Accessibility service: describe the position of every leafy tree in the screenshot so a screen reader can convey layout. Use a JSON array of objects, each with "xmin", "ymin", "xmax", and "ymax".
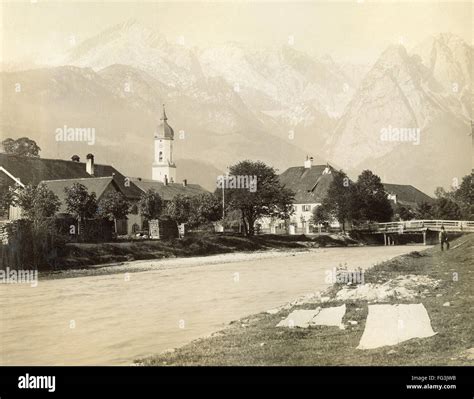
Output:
[
  {"xmin": 216, "ymin": 160, "xmax": 294, "ymax": 236},
  {"xmin": 98, "ymin": 192, "xmax": 130, "ymax": 233},
  {"xmin": 64, "ymin": 183, "xmax": 98, "ymax": 234},
  {"xmin": 10, "ymin": 184, "xmax": 61, "ymax": 269},
  {"xmin": 454, "ymin": 174, "xmax": 473, "ymax": 204},
  {"xmin": 432, "ymin": 174, "xmax": 472, "ymax": 220},
  {"xmin": 394, "ymin": 204, "xmax": 415, "ymax": 221},
  {"xmin": 189, "ymin": 193, "xmax": 222, "ymax": 227},
  {"xmin": 416, "ymin": 201, "xmax": 435, "ymax": 219},
  {"xmin": 434, "ymin": 197, "xmax": 462, "ymax": 220},
  {"xmin": 312, "ymin": 205, "xmax": 329, "ymax": 224},
  {"xmin": 354, "ymin": 170, "xmax": 393, "ymax": 223},
  {"xmin": 2, "ymin": 137, "xmax": 41, "ymax": 157},
  {"xmin": 0, "ymin": 187, "xmax": 14, "ymax": 217},
  {"xmin": 316, "ymin": 170, "xmax": 355, "ymax": 231},
  {"xmin": 453, "ymin": 174, "xmax": 473, "ymax": 220},
  {"xmin": 15, "ymin": 184, "xmax": 61, "ymax": 224},
  {"xmin": 138, "ymin": 189, "xmax": 163, "ymax": 220},
  {"xmin": 164, "ymin": 194, "xmax": 193, "ymax": 228}
]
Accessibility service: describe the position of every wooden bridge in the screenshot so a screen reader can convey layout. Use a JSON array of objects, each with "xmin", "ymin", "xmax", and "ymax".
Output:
[{"xmin": 353, "ymin": 220, "xmax": 474, "ymax": 245}]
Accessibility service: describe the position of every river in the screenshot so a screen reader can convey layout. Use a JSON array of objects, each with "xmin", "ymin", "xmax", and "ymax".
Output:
[{"xmin": 0, "ymin": 245, "xmax": 428, "ymax": 365}]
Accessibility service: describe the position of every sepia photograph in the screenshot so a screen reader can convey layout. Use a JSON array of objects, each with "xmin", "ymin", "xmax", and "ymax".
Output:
[{"xmin": 0, "ymin": 0, "xmax": 472, "ymax": 394}]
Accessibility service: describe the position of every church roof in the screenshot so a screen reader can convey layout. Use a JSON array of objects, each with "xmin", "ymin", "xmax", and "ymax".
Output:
[
  {"xmin": 155, "ymin": 105, "xmax": 174, "ymax": 140},
  {"xmin": 130, "ymin": 177, "xmax": 208, "ymax": 202}
]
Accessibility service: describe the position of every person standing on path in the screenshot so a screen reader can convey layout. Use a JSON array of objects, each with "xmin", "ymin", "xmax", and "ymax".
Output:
[{"xmin": 439, "ymin": 226, "xmax": 449, "ymax": 251}]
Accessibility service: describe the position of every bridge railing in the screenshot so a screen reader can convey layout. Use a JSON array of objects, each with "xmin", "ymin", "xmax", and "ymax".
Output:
[{"xmin": 353, "ymin": 220, "xmax": 474, "ymax": 233}]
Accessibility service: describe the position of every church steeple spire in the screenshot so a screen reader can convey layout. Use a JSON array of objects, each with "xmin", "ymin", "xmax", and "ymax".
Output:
[
  {"xmin": 153, "ymin": 104, "xmax": 176, "ymax": 182},
  {"xmin": 160, "ymin": 104, "xmax": 168, "ymax": 121}
]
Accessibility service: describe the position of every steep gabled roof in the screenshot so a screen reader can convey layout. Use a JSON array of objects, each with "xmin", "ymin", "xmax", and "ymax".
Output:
[
  {"xmin": 0, "ymin": 153, "xmax": 142, "ymax": 200},
  {"xmin": 278, "ymin": 165, "xmax": 335, "ymax": 204},
  {"xmin": 0, "ymin": 153, "xmax": 90, "ymax": 185},
  {"xmin": 383, "ymin": 183, "xmax": 434, "ymax": 206},
  {"xmin": 41, "ymin": 177, "xmax": 118, "ymax": 212},
  {"xmin": 130, "ymin": 177, "xmax": 208, "ymax": 201},
  {"xmin": 93, "ymin": 164, "xmax": 142, "ymax": 200}
]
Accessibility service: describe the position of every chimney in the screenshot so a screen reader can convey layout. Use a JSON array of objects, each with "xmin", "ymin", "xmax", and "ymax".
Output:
[
  {"xmin": 182, "ymin": 179, "xmax": 187, "ymax": 187},
  {"xmin": 86, "ymin": 153, "xmax": 94, "ymax": 175},
  {"xmin": 71, "ymin": 155, "xmax": 80, "ymax": 162},
  {"xmin": 164, "ymin": 175, "xmax": 168, "ymax": 186},
  {"xmin": 304, "ymin": 155, "xmax": 313, "ymax": 169}
]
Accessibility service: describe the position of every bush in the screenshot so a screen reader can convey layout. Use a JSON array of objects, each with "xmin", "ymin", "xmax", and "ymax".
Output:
[{"xmin": 0, "ymin": 219, "xmax": 67, "ymax": 271}]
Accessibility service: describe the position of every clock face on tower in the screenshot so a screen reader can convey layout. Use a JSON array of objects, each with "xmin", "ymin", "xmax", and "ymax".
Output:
[{"xmin": 159, "ymin": 143, "xmax": 163, "ymax": 149}]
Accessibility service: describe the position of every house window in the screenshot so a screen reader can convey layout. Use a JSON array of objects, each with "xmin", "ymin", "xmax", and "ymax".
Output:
[
  {"xmin": 302, "ymin": 205, "xmax": 311, "ymax": 212},
  {"xmin": 293, "ymin": 205, "xmax": 298, "ymax": 212}
]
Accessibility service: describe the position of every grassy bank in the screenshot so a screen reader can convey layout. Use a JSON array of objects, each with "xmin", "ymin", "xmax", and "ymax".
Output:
[
  {"xmin": 141, "ymin": 234, "xmax": 473, "ymax": 366},
  {"xmin": 49, "ymin": 233, "xmax": 358, "ymax": 270}
]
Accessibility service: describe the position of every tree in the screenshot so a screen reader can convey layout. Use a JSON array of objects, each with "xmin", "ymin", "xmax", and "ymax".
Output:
[
  {"xmin": 15, "ymin": 184, "xmax": 61, "ymax": 225},
  {"xmin": 394, "ymin": 204, "xmax": 415, "ymax": 221},
  {"xmin": 312, "ymin": 204, "xmax": 332, "ymax": 229},
  {"xmin": 216, "ymin": 160, "xmax": 294, "ymax": 236},
  {"xmin": 2, "ymin": 137, "xmax": 41, "ymax": 157},
  {"xmin": 164, "ymin": 194, "xmax": 193, "ymax": 228},
  {"xmin": 416, "ymin": 201, "xmax": 435, "ymax": 219},
  {"xmin": 138, "ymin": 189, "xmax": 163, "ymax": 221},
  {"xmin": 0, "ymin": 187, "xmax": 14, "ymax": 217},
  {"xmin": 453, "ymin": 174, "xmax": 473, "ymax": 220},
  {"xmin": 11, "ymin": 184, "xmax": 61, "ymax": 269},
  {"xmin": 64, "ymin": 183, "xmax": 98, "ymax": 234},
  {"xmin": 434, "ymin": 186, "xmax": 454, "ymax": 200},
  {"xmin": 189, "ymin": 193, "xmax": 222, "ymax": 228},
  {"xmin": 354, "ymin": 170, "xmax": 393, "ymax": 223},
  {"xmin": 97, "ymin": 192, "xmax": 130, "ymax": 233},
  {"xmin": 316, "ymin": 170, "xmax": 355, "ymax": 231},
  {"xmin": 432, "ymin": 174, "xmax": 473, "ymax": 220},
  {"xmin": 434, "ymin": 197, "xmax": 462, "ymax": 220}
]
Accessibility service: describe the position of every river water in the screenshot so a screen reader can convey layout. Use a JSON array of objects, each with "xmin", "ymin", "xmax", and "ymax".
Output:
[{"xmin": 0, "ymin": 245, "xmax": 427, "ymax": 365}]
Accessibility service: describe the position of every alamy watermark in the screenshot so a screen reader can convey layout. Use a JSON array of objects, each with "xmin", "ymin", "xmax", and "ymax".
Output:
[
  {"xmin": 380, "ymin": 125, "xmax": 420, "ymax": 145},
  {"xmin": 325, "ymin": 267, "xmax": 365, "ymax": 285},
  {"xmin": 216, "ymin": 174, "xmax": 258, "ymax": 192},
  {"xmin": 55, "ymin": 125, "xmax": 96, "ymax": 145},
  {"xmin": 0, "ymin": 267, "xmax": 38, "ymax": 287}
]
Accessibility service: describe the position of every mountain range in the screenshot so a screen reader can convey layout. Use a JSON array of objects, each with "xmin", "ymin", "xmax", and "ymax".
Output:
[{"xmin": 1, "ymin": 19, "xmax": 471, "ymax": 193}]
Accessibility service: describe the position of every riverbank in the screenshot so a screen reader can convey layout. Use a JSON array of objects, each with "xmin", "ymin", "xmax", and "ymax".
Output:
[
  {"xmin": 140, "ymin": 234, "xmax": 473, "ymax": 366},
  {"xmin": 42, "ymin": 233, "xmax": 359, "ymax": 278},
  {"xmin": 1, "ymin": 245, "xmax": 424, "ymax": 365}
]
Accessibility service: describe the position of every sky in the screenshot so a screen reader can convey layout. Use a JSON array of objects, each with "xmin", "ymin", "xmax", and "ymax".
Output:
[{"xmin": 1, "ymin": 0, "xmax": 472, "ymax": 65}]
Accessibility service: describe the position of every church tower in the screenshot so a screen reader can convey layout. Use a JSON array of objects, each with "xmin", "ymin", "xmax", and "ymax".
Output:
[{"xmin": 152, "ymin": 104, "xmax": 176, "ymax": 183}]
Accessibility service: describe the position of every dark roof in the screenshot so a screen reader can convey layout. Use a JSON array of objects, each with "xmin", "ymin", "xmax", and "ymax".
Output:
[
  {"xmin": 0, "ymin": 153, "xmax": 142, "ymax": 200},
  {"xmin": 41, "ymin": 177, "xmax": 118, "ymax": 212},
  {"xmin": 131, "ymin": 178, "xmax": 208, "ymax": 201},
  {"xmin": 93, "ymin": 164, "xmax": 142, "ymax": 200},
  {"xmin": 383, "ymin": 183, "xmax": 434, "ymax": 206},
  {"xmin": 0, "ymin": 153, "xmax": 90, "ymax": 185},
  {"xmin": 278, "ymin": 165, "xmax": 335, "ymax": 204}
]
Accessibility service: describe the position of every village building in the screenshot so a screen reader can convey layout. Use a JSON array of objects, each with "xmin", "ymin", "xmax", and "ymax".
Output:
[
  {"xmin": 0, "ymin": 106, "xmax": 207, "ymax": 235},
  {"xmin": 382, "ymin": 183, "xmax": 434, "ymax": 209},
  {"xmin": 0, "ymin": 152, "xmax": 143, "ymax": 234},
  {"xmin": 261, "ymin": 156, "xmax": 434, "ymax": 234}
]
